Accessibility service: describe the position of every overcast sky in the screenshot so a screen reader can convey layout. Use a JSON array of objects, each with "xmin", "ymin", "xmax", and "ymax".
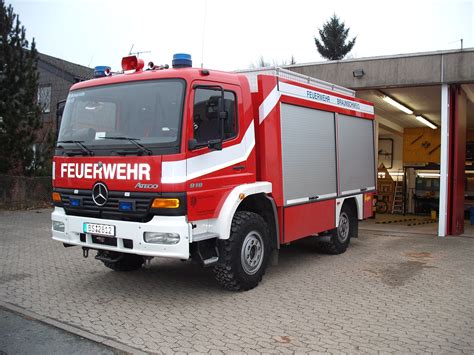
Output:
[{"xmin": 9, "ymin": 0, "xmax": 474, "ymax": 72}]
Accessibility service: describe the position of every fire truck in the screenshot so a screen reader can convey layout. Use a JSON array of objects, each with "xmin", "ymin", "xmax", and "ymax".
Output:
[{"xmin": 52, "ymin": 53, "xmax": 376, "ymax": 291}]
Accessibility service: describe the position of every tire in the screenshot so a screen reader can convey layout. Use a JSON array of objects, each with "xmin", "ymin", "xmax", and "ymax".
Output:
[
  {"xmin": 376, "ymin": 200, "xmax": 388, "ymax": 213},
  {"xmin": 101, "ymin": 253, "xmax": 145, "ymax": 272},
  {"xmin": 316, "ymin": 204, "xmax": 356, "ymax": 255},
  {"xmin": 214, "ymin": 211, "xmax": 270, "ymax": 291}
]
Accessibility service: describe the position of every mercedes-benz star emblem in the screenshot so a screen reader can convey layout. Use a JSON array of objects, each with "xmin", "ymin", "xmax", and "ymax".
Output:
[{"xmin": 92, "ymin": 182, "xmax": 108, "ymax": 206}]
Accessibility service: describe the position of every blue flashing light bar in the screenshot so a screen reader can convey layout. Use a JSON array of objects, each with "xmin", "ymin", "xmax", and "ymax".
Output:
[
  {"xmin": 172, "ymin": 53, "xmax": 192, "ymax": 68},
  {"xmin": 94, "ymin": 66, "xmax": 111, "ymax": 78}
]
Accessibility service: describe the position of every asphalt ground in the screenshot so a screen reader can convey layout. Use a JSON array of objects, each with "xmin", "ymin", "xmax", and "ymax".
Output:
[
  {"xmin": 0, "ymin": 307, "xmax": 119, "ymax": 355},
  {"xmin": 1, "ymin": 208, "xmax": 473, "ymax": 354}
]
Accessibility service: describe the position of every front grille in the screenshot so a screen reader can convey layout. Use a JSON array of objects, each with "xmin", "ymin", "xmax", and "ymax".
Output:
[{"xmin": 56, "ymin": 188, "xmax": 159, "ymax": 222}]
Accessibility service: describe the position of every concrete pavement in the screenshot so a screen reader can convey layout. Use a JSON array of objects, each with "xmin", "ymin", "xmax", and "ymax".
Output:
[{"xmin": 1, "ymin": 208, "xmax": 473, "ymax": 353}]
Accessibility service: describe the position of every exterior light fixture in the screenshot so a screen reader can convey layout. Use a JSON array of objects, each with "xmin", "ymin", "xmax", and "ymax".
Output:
[
  {"xmin": 382, "ymin": 95, "xmax": 414, "ymax": 114},
  {"xmin": 121, "ymin": 55, "xmax": 144, "ymax": 72},
  {"xmin": 415, "ymin": 115, "xmax": 437, "ymax": 130},
  {"xmin": 417, "ymin": 172, "xmax": 440, "ymax": 178},
  {"xmin": 352, "ymin": 69, "xmax": 365, "ymax": 78}
]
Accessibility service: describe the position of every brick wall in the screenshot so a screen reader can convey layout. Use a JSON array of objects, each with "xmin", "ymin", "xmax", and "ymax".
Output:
[{"xmin": 36, "ymin": 64, "xmax": 74, "ymax": 143}]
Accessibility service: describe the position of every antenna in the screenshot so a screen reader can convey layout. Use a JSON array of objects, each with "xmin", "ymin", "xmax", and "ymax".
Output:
[
  {"xmin": 130, "ymin": 50, "xmax": 151, "ymax": 57},
  {"xmin": 448, "ymin": 38, "xmax": 464, "ymax": 50},
  {"xmin": 200, "ymin": 0, "xmax": 208, "ymax": 68},
  {"xmin": 128, "ymin": 44, "xmax": 134, "ymax": 55}
]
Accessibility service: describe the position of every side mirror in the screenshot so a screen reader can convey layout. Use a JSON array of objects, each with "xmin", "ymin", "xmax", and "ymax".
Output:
[
  {"xmin": 56, "ymin": 104, "xmax": 65, "ymax": 118},
  {"xmin": 56, "ymin": 100, "xmax": 66, "ymax": 139},
  {"xmin": 219, "ymin": 111, "xmax": 228, "ymax": 120},
  {"xmin": 188, "ymin": 138, "xmax": 198, "ymax": 151},
  {"xmin": 208, "ymin": 139, "xmax": 222, "ymax": 151}
]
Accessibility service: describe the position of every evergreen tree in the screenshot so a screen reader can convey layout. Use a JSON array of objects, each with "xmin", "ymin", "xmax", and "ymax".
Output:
[
  {"xmin": 0, "ymin": 0, "xmax": 41, "ymax": 175},
  {"xmin": 314, "ymin": 14, "xmax": 356, "ymax": 61},
  {"xmin": 249, "ymin": 55, "xmax": 296, "ymax": 69}
]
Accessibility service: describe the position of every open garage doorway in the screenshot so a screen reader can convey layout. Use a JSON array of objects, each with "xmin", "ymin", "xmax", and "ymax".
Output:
[{"xmin": 355, "ymin": 84, "xmax": 474, "ymax": 237}]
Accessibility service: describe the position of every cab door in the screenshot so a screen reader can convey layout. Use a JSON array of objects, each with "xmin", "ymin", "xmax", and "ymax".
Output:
[{"xmin": 186, "ymin": 81, "xmax": 255, "ymax": 221}]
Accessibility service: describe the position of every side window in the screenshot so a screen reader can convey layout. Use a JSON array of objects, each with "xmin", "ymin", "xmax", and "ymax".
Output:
[{"xmin": 193, "ymin": 88, "xmax": 237, "ymax": 144}]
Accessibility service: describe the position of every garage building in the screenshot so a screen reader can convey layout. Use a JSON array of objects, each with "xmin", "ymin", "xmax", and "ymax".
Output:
[{"xmin": 288, "ymin": 48, "xmax": 474, "ymax": 236}]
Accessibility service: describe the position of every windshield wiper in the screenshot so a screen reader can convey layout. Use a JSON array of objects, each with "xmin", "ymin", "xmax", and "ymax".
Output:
[
  {"xmin": 57, "ymin": 140, "xmax": 94, "ymax": 156},
  {"xmin": 99, "ymin": 136, "xmax": 152, "ymax": 155}
]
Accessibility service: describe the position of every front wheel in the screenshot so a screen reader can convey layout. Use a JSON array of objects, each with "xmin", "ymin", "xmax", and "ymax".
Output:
[
  {"xmin": 316, "ymin": 204, "xmax": 356, "ymax": 254},
  {"xmin": 214, "ymin": 211, "xmax": 270, "ymax": 291}
]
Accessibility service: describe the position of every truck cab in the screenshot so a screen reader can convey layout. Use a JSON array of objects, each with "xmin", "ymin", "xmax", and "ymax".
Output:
[{"xmin": 52, "ymin": 54, "xmax": 271, "ymax": 290}]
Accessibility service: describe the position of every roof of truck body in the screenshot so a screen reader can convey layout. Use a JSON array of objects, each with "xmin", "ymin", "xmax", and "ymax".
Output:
[{"xmin": 70, "ymin": 67, "xmax": 246, "ymax": 91}]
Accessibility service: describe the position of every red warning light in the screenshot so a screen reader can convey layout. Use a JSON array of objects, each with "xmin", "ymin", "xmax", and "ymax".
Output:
[{"xmin": 121, "ymin": 55, "xmax": 145, "ymax": 72}]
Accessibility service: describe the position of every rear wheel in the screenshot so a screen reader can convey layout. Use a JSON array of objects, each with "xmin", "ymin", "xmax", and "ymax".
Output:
[
  {"xmin": 316, "ymin": 204, "xmax": 356, "ymax": 254},
  {"xmin": 214, "ymin": 211, "xmax": 270, "ymax": 291}
]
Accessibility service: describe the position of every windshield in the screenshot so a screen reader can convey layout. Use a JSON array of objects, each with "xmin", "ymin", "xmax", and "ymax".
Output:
[{"xmin": 57, "ymin": 79, "xmax": 185, "ymax": 153}]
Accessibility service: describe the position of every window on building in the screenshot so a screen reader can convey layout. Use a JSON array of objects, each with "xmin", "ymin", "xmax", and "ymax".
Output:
[
  {"xmin": 193, "ymin": 88, "xmax": 237, "ymax": 144},
  {"xmin": 37, "ymin": 85, "xmax": 52, "ymax": 113}
]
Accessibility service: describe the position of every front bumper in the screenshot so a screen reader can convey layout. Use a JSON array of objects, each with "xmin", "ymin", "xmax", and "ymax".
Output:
[{"xmin": 51, "ymin": 207, "xmax": 191, "ymax": 259}]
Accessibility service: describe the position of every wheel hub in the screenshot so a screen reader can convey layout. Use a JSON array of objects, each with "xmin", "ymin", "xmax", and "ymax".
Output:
[
  {"xmin": 337, "ymin": 212, "xmax": 350, "ymax": 243},
  {"xmin": 241, "ymin": 231, "xmax": 264, "ymax": 275}
]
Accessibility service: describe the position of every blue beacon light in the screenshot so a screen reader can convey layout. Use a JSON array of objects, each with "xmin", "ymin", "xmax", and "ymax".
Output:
[
  {"xmin": 94, "ymin": 66, "xmax": 112, "ymax": 78},
  {"xmin": 172, "ymin": 53, "xmax": 192, "ymax": 68}
]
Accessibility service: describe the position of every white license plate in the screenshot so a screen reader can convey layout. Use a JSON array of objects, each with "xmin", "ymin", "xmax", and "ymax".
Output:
[{"xmin": 83, "ymin": 223, "xmax": 115, "ymax": 237}]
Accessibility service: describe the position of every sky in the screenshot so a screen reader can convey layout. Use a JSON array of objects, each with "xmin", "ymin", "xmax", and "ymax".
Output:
[{"xmin": 9, "ymin": 0, "xmax": 474, "ymax": 72}]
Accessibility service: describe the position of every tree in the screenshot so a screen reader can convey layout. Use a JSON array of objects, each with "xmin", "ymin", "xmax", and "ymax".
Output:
[
  {"xmin": 248, "ymin": 56, "xmax": 270, "ymax": 69},
  {"xmin": 289, "ymin": 55, "xmax": 296, "ymax": 65},
  {"xmin": 0, "ymin": 0, "xmax": 41, "ymax": 175},
  {"xmin": 248, "ymin": 55, "xmax": 296, "ymax": 69},
  {"xmin": 314, "ymin": 14, "xmax": 356, "ymax": 61}
]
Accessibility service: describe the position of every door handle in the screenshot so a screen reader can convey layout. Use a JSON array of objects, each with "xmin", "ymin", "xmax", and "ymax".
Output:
[{"xmin": 233, "ymin": 165, "xmax": 245, "ymax": 171}]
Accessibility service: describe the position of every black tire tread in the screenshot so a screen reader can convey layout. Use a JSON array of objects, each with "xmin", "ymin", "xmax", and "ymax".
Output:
[
  {"xmin": 315, "ymin": 240, "xmax": 341, "ymax": 255},
  {"xmin": 316, "ymin": 204, "xmax": 356, "ymax": 255},
  {"xmin": 213, "ymin": 211, "xmax": 269, "ymax": 291}
]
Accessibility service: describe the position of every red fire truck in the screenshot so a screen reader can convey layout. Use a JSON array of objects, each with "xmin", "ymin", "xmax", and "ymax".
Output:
[{"xmin": 52, "ymin": 54, "xmax": 376, "ymax": 291}]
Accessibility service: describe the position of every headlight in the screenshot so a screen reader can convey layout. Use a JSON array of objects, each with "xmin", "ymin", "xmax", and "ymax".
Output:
[
  {"xmin": 144, "ymin": 232, "xmax": 180, "ymax": 244},
  {"xmin": 52, "ymin": 220, "xmax": 65, "ymax": 232}
]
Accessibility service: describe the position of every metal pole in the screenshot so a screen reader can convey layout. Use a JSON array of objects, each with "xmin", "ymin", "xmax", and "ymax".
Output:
[{"xmin": 438, "ymin": 84, "xmax": 449, "ymax": 237}]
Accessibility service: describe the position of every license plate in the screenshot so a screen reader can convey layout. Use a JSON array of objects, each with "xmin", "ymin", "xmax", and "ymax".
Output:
[{"xmin": 83, "ymin": 223, "xmax": 115, "ymax": 237}]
